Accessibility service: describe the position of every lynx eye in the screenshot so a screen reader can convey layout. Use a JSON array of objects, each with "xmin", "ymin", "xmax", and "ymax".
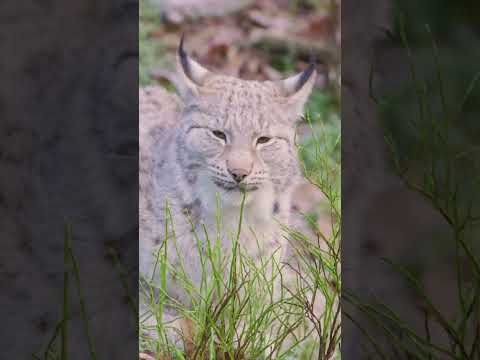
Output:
[
  {"xmin": 212, "ymin": 130, "xmax": 227, "ymax": 141},
  {"xmin": 256, "ymin": 136, "xmax": 272, "ymax": 145}
]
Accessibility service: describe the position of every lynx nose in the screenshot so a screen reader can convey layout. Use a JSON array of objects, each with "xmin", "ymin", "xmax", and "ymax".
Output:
[
  {"xmin": 228, "ymin": 168, "xmax": 250, "ymax": 183},
  {"xmin": 227, "ymin": 152, "xmax": 253, "ymax": 183}
]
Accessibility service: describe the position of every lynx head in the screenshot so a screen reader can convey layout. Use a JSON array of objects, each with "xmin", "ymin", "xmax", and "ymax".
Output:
[{"xmin": 175, "ymin": 36, "xmax": 316, "ymax": 208}]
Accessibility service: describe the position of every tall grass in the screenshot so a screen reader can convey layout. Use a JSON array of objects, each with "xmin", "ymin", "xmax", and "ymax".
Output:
[{"xmin": 33, "ymin": 224, "xmax": 100, "ymax": 360}]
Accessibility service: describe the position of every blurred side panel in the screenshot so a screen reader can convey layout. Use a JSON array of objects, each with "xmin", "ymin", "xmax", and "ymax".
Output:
[
  {"xmin": 0, "ymin": 1, "xmax": 138, "ymax": 359},
  {"xmin": 342, "ymin": 0, "xmax": 480, "ymax": 358}
]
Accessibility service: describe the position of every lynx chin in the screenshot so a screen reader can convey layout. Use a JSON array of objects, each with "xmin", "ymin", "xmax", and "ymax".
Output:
[{"xmin": 139, "ymin": 36, "xmax": 317, "ymax": 340}]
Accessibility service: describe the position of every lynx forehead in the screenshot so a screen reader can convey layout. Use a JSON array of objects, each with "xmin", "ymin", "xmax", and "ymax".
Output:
[{"xmin": 185, "ymin": 78, "xmax": 287, "ymax": 130}]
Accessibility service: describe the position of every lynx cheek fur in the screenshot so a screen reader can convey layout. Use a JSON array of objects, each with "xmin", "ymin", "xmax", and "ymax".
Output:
[{"xmin": 139, "ymin": 37, "xmax": 316, "ymax": 337}]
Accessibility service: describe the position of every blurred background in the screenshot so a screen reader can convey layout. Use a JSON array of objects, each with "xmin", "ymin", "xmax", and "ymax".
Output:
[
  {"xmin": 140, "ymin": 0, "xmax": 340, "ymax": 86},
  {"xmin": 139, "ymin": 0, "xmax": 341, "ymax": 240},
  {"xmin": 342, "ymin": 0, "xmax": 480, "ymax": 357}
]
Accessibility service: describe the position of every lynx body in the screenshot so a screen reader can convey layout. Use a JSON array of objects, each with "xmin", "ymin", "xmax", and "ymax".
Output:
[{"xmin": 139, "ymin": 38, "xmax": 316, "ymax": 342}]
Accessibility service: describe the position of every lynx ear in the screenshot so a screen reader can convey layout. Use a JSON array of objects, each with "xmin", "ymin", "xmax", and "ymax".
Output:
[
  {"xmin": 277, "ymin": 61, "xmax": 317, "ymax": 118},
  {"xmin": 176, "ymin": 34, "xmax": 212, "ymax": 96}
]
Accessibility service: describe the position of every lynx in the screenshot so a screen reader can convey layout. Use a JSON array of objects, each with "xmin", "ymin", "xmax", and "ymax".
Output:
[{"xmin": 139, "ymin": 37, "xmax": 317, "ymax": 345}]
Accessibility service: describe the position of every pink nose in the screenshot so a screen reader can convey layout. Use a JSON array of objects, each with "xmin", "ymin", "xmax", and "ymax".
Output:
[{"xmin": 228, "ymin": 168, "xmax": 250, "ymax": 183}]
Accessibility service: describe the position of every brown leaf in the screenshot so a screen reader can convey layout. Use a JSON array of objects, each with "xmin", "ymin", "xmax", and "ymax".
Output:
[
  {"xmin": 299, "ymin": 14, "xmax": 336, "ymax": 39},
  {"xmin": 205, "ymin": 43, "xmax": 229, "ymax": 66}
]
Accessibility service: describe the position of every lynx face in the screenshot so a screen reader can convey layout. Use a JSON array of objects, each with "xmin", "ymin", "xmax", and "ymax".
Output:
[
  {"xmin": 175, "ymin": 37, "xmax": 316, "ymax": 207},
  {"xmin": 178, "ymin": 82, "xmax": 300, "ymax": 205}
]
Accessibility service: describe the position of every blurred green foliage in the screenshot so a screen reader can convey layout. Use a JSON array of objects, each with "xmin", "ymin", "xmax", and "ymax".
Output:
[{"xmin": 139, "ymin": 0, "xmax": 165, "ymax": 86}]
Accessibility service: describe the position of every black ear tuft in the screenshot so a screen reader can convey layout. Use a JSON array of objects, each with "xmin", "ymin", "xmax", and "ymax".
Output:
[
  {"xmin": 178, "ymin": 33, "xmax": 191, "ymax": 78},
  {"xmin": 295, "ymin": 54, "xmax": 316, "ymax": 92}
]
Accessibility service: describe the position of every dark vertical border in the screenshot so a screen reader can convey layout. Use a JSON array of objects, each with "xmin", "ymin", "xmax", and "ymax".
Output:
[
  {"xmin": 343, "ymin": 1, "xmax": 480, "ymax": 358},
  {"xmin": 0, "ymin": 2, "xmax": 138, "ymax": 359}
]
